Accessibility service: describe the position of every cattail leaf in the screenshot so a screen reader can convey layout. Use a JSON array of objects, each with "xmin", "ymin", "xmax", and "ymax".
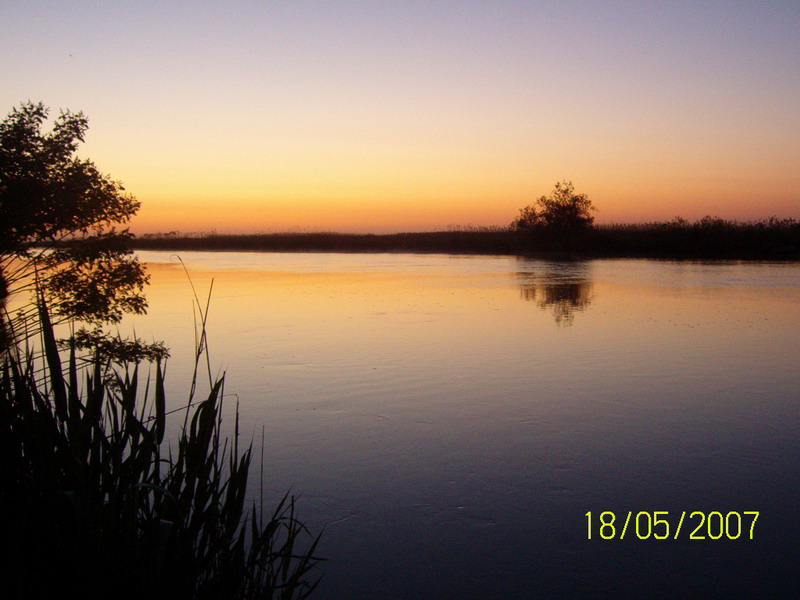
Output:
[
  {"xmin": 37, "ymin": 289, "xmax": 67, "ymax": 420},
  {"xmin": 155, "ymin": 359, "xmax": 166, "ymax": 444}
]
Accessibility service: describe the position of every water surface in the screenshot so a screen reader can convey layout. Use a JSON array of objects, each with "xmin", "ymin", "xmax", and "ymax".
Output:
[{"xmin": 128, "ymin": 252, "xmax": 800, "ymax": 598}]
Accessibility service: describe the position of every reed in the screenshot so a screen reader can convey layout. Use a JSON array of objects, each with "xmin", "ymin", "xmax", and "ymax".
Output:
[
  {"xmin": 129, "ymin": 217, "xmax": 800, "ymax": 259},
  {"xmin": 0, "ymin": 289, "xmax": 321, "ymax": 599}
]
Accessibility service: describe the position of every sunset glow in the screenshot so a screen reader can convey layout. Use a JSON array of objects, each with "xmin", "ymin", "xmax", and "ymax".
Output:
[{"xmin": 4, "ymin": 1, "xmax": 799, "ymax": 233}]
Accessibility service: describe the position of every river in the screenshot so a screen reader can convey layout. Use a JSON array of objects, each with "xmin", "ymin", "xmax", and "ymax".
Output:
[{"xmin": 123, "ymin": 251, "xmax": 799, "ymax": 598}]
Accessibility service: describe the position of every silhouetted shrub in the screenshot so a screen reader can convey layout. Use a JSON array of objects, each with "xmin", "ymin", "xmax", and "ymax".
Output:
[{"xmin": 512, "ymin": 181, "xmax": 596, "ymax": 231}]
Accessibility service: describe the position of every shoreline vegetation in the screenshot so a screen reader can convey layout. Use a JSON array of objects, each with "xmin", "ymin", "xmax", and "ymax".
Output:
[
  {"xmin": 131, "ymin": 218, "xmax": 800, "ymax": 260},
  {"xmin": 1, "ymin": 289, "xmax": 322, "ymax": 599}
]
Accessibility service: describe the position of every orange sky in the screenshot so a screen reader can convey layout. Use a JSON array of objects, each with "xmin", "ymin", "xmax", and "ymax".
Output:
[{"xmin": 4, "ymin": 2, "xmax": 799, "ymax": 233}]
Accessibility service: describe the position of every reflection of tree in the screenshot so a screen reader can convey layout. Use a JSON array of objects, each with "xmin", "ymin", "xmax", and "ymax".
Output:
[{"xmin": 517, "ymin": 261, "xmax": 594, "ymax": 325}]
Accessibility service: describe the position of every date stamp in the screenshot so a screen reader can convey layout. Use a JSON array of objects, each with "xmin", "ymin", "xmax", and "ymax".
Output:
[{"xmin": 585, "ymin": 511, "xmax": 759, "ymax": 540}]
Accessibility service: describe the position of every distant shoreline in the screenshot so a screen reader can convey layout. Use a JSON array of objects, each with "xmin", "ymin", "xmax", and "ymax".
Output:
[{"xmin": 130, "ymin": 221, "xmax": 800, "ymax": 260}]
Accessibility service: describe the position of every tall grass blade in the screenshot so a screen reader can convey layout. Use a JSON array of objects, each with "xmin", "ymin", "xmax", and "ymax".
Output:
[
  {"xmin": 36, "ymin": 288, "xmax": 67, "ymax": 420},
  {"xmin": 155, "ymin": 359, "xmax": 166, "ymax": 444}
]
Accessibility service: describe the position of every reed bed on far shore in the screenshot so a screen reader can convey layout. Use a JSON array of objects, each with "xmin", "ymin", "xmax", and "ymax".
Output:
[{"xmin": 130, "ymin": 217, "xmax": 800, "ymax": 259}]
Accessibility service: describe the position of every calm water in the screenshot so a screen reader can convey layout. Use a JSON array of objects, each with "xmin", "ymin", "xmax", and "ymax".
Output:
[{"xmin": 127, "ymin": 251, "xmax": 799, "ymax": 598}]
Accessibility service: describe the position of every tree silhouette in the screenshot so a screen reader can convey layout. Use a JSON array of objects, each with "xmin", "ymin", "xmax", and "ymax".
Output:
[
  {"xmin": 0, "ymin": 101, "xmax": 160, "ymax": 359},
  {"xmin": 512, "ymin": 180, "xmax": 596, "ymax": 231}
]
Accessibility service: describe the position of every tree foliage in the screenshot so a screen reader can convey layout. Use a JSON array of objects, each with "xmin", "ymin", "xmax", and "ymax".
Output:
[
  {"xmin": 0, "ymin": 101, "xmax": 154, "ymax": 356},
  {"xmin": 512, "ymin": 180, "xmax": 596, "ymax": 231}
]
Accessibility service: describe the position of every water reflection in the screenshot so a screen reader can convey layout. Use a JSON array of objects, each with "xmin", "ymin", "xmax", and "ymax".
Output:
[{"xmin": 516, "ymin": 260, "xmax": 594, "ymax": 325}]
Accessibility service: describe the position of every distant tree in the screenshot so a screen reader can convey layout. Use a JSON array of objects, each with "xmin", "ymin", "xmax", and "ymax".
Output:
[
  {"xmin": 512, "ymin": 180, "xmax": 596, "ymax": 231},
  {"xmin": 0, "ymin": 101, "xmax": 163, "ymax": 360},
  {"xmin": 511, "ymin": 204, "xmax": 541, "ymax": 231}
]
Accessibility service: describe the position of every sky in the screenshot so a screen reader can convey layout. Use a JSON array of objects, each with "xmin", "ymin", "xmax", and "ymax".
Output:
[{"xmin": 3, "ymin": 1, "xmax": 799, "ymax": 233}]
